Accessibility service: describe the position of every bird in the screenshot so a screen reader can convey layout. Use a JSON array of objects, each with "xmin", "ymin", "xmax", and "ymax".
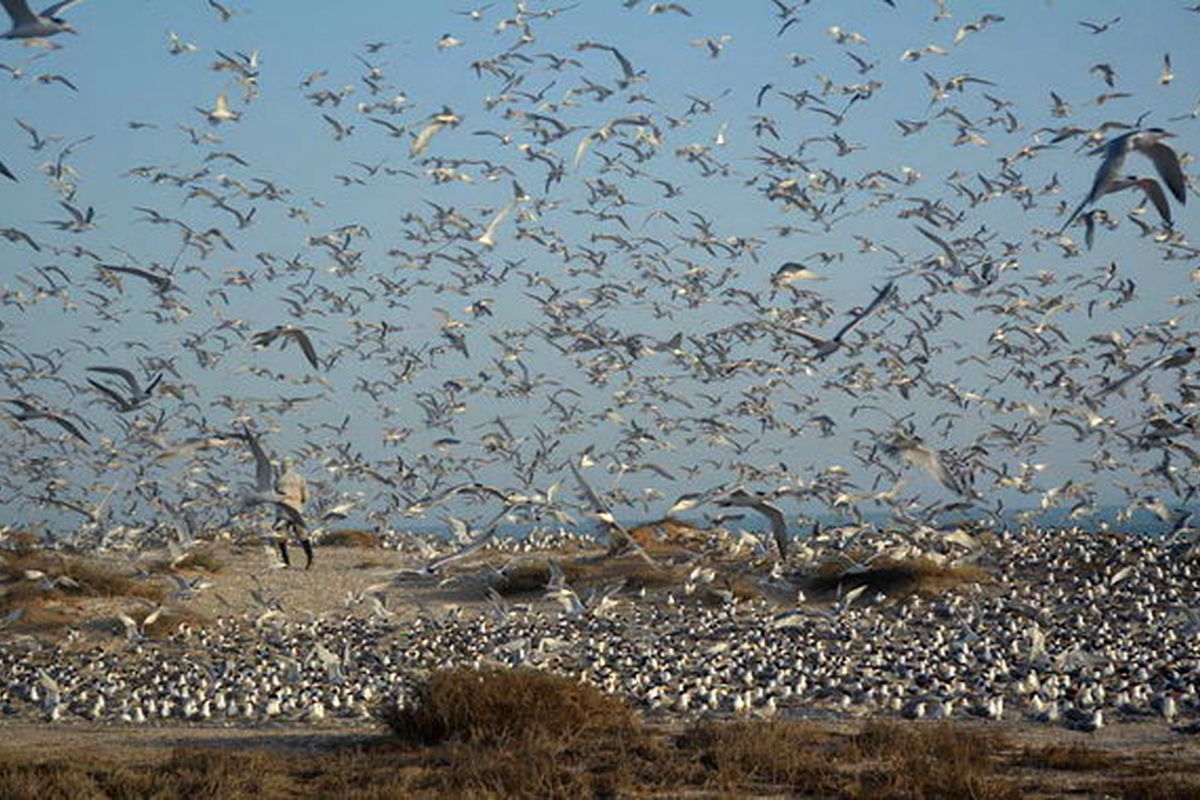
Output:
[
  {"xmin": 714, "ymin": 487, "xmax": 789, "ymax": 559},
  {"xmin": 85, "ymin": 366, "xmax": 162, "ymax": 413},
  {"xmin": 1, "ymin": 397, "xmax": 89, "ymax": 444},
  {"xmin": 251, "ymin": 325, "xmax": 321, "ymax": 370},
  {"xmin": 784, "ymin": 280, "xmax": 896, "ymax": 359},
  {"xmin": 1060, "ymin": 128, "xmax": 1186, "ymax": 232},
  {"xmin": 1, "ymin": 0, "xmax": 81, "ymax": 39},
  {"xmin": 1095, "ymin": 346, "xmax": 1196, "ymax": 400}
]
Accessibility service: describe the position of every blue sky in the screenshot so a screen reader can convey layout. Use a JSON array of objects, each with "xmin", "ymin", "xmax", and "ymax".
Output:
[{"xmin": 1, "ymin": 1, "xmax": 1198, "ymax": 538}]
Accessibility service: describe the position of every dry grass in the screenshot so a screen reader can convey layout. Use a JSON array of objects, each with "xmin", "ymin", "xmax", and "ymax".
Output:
[
  {"xmin": 0, "ymin": 549, "xmax": 164, "ymax": 613},
  {"xmin": 321, "ymin": 529, "xmax": 379, "ymax": 548},
  {"xmin": 145, "ymin": 548, "xmax": 225, "ymax": 575},
  {"xmin": 377, "ymin": 667, "xmax": 637, "ymax": 746},
  {"xmin": 489, "ymin": 554, "xmax": 681, "ymax": 598},
  {"xmin": 804, "ymin": 557, "xmax": 990, "ymax": 597},
  {"xmin": 1018, "ymin": 742, "xmax": 1117, "ymax": 771}
]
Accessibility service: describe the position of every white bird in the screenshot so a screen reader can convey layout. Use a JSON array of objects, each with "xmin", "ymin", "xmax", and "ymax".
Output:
[
  {"xmin": 1, "ymin": 0, "xmax": 81, "ymax": 39},
  {"xmin": 1061, "ymin": 128, "xmax": 1186, "ymax": 232}
]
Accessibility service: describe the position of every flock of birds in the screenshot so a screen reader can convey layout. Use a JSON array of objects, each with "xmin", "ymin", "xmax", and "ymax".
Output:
[
  {"xmin": 3, "ymin": 527, "xmax": 1199, "ymax": 734},
  {"xmin": 0, "ymin": 0, "xmax": 1199, "ymax": 730}
]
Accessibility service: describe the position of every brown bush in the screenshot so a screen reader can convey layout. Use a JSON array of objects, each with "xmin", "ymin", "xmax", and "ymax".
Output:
[
  {"xmin": 0, "ymin": 550, "xmax": 164, "ymax": 613},
  {"xmin": 377, "ymin": 667, "xmax": 637, "ymax": 747},
  {"xmin": 804, "ymin": 557, "xmax": 990, "ymax": 597},
  {"xmin": 1018, "ymin": 743, "xmax": 1116, "ymax": 771},
  {"xmin": 680, "ymin": 719, "xmax": 841, "ymax": 794},
  {"xmin": 322, "ymin": 529, "xmax": 378, "ymax": 548}
]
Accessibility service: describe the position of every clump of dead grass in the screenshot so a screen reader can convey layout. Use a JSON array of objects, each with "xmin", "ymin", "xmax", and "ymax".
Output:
[
  {"xmin": 1018, "ymin": 742, "xmax": 1116, "ymax": 771},
  {"xmin": 490, "ymin": 554, "xmax": 681, "ymax": 598},
  {"xmin": 680, "ymin": 719, "xmax": 841, "ymax": 794},
  {"xmin": 0, "ymin": 549, "xmax": 164, "ymax": 613},
  {"xmin": 804, "ymin": 557, "xmax": 989, "ymax": 598},
  {"xmin": 377, "ymin": 667, "xmax": 637, "ymax": 746},
  {"xmin": 321, "ymin": 529, "xmax": 378, "ymax": 548},
  {"xmin": 848, "ymin": 721, "xmax": 1015, "ymax": 799}
]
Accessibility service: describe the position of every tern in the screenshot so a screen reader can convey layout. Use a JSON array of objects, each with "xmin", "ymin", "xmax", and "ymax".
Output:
[
  {"xmin": 85, "ymin": 366, "xmax": 162, "ymax": 412},
  {"xmin": 1, "ymin": 397, "xmax": 89, "ymax": 444},
  {"xmin": 252, "ymin": 325, "xmax": 321, "ymax": 370},
  {"xmin": 1061, "ymin": 128, "xmax": 1186, "ymax": 232},
  {"xmin": 1, "ymin": 0, "xmax": 81, "ymax": 39}
]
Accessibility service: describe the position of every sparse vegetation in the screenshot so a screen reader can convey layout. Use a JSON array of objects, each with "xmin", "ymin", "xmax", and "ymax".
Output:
[
  {"xmin": 321, "ymin": 529, "xmax": 378, "ymax": 548},
  {"xmin": 804, "ymin": 557, "xmax": 990, "ymax": 597},
  {"xmin": 0, "ymin": 549, "xmax": 164, "ymax": 613}
]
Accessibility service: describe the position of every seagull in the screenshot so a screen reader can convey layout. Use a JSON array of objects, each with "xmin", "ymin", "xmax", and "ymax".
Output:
[
  {"xmin": 1, "ymin": 397, "xmax": 89, "ymax": 444},
  {"xmin": 251, "ymin": 325, "xmax": 321, "ymax": 370},
  {"xmin": 784, "ymin": 280, "xmax": 896, "ymax": 359},
  {"xmin": 1, "ymin": 0, "xmax": 81, "ymax": 39},
  {"xmin": 1095, "ymin": 346, "xmax": 1196, "ymax": 400},
  {"xmin": 1060, "ymin": 128, "xmax": 1186, "ymax": 232},
  {"xmin": 85, "ymin": 366, "xmax": 162, "ymax": 412},
  {"xmin": 714, "ymin": 487, "xmax": 789, "ymax": 559}
]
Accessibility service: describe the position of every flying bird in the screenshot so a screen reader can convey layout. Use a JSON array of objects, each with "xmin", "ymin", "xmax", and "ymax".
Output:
[
  {"xmin": 1, "ymin": 397, "xmax": 90, "ymax": 444},
  {"xmin": 252, "ymin": 325, "xmax": 321, "ymax": 370},
  {"xmin": 85, "ymin": 366, "xmax": 162, "ymax": 413},
  {"xmin": 1060, "ymin": 128, "xmax": 1186, "ymax": 232},
  {"xmin": 1, "ymin": 0, "xmax": 81, "ymax": 39}
]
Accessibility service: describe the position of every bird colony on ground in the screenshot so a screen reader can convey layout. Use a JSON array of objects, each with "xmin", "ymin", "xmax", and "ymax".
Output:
[{"xmin": 0, "ymin": 1, "xmax": 1198, "ymax": 554}]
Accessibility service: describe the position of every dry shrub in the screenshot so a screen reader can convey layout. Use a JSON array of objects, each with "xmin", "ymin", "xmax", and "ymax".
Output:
[
  {"xmin": 0, "ymin": 550, "xmax": 164, "ymax": 616},
  {"xmin": 1111, "ymin": 773, "xmax": 1200, "ymax": 800},
  {"xmin": 680, "ymin": 719, "xmax": 840, "ymax": 794},
  {"xmin": 173, "ymin": 549, "xmax": 224, "ymax": 573},
  {"xmin": 0, "ymin": 749, "xmax": 298, "ymax": 800},
  {"xmin": 849, "ymin": 721, "xmax": 1015, "ymax": 799},
  {"xmin": 322, "ymin": 529, "xmax": 378, "ymax": 548},
  {"xmin": 378, "ymin": 667, "xmax": 637, "ymax": 747},
  {"xmin": 805, "ymin": 558, "xmax": 989, "ymax": 597},
  {"xmin": 489, "ymin": 560, "xmax": 552, "ymax": 595},
  {"xmin": 1018, "ymin": 742, "xmax": 1115, "ymax": 771},
  {"xmin": 490, "ymin": 555, "xmax": 680, "ymax": 598}
]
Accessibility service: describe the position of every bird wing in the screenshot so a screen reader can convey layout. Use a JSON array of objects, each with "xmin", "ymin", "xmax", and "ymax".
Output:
[
  {"xmin": 834, "ymin": 281, "xmax": 894, "ymax": 341},
  {"xmin": 47, "ymin": 413, "xmax": 90, "ymax": 444},
  {"xmin": 1142, "ymin": 141, "xmax": 1186, "ymax": 204},
  {"xmin": 914, "ymin": 225, "xmax": 963, "ymax": 273},
  {"xmin": 1136, "ymin": 177, "xmax": 1173, "ymax": 226},
  {"xmin": 286, "ymin": 329, "xmax": 320, "ymax": 369},
  {"xmin": 86, "ymin": 378, "xmax": 132, "ymax": 409},
  {"xmin": 87, "ymin": 365, "xmax": 139, "ymax": 394},
  {"xmin": 242, "ymin": 426, "xmax": 274, "ymax": 492},
  {"xmin": 0, "ymin": 158, "xmax": 15, "ymax": 182},
  {"xmin": 41, "ymin": 0, "xmax": 85, "ymax": 18},
  {"xmin": 2, "ymin": 0, "xmax": 37, "ymax": 25}
]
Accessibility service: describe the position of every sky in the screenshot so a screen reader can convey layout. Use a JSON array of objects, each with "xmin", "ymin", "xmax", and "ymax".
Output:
[{"xmin": 1, "ymin": 0, "xmax": 1198, "ymax": 542}]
